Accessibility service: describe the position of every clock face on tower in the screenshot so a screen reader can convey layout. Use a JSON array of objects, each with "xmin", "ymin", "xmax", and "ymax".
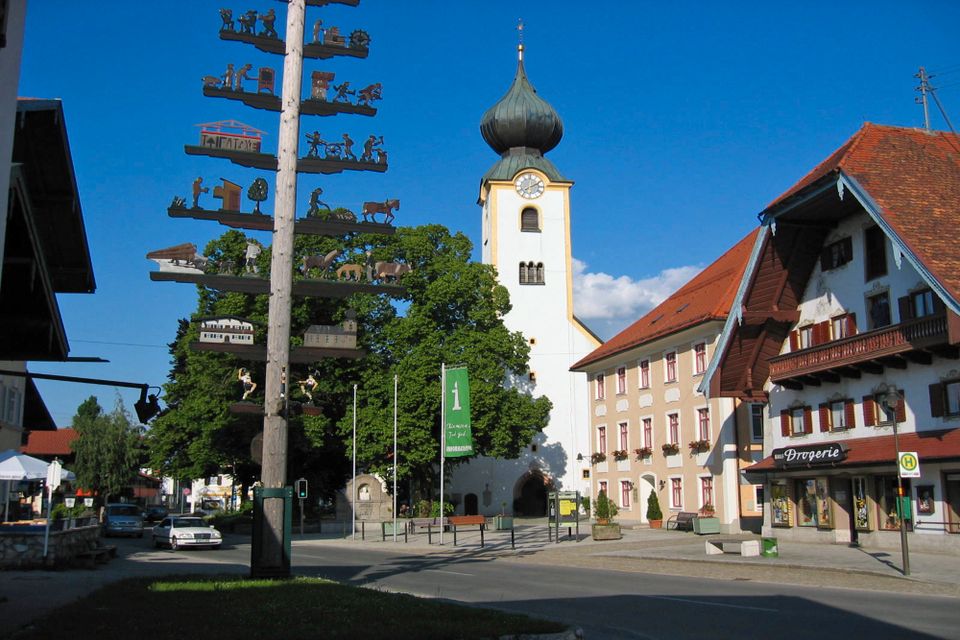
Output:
[{"xmin": 515, "ymin": 173, "xmax": 545, "ymax": 199}]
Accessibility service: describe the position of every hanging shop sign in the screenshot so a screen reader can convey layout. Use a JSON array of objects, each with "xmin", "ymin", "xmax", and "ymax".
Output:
[{"xmin": 773, "ymin": 442, "xmax": 848, "ymax": 469}]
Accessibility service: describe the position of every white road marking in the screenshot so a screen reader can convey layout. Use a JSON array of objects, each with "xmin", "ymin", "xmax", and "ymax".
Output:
[
  {"xmin": 423, "ymin": 569, "xmax": 473, "ymax": 576},
  {"xmin": 645, "ymin": 595, "xmax": 779, "ymax": 612}
]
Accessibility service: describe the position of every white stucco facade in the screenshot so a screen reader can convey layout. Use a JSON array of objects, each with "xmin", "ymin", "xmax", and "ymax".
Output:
[{"xmin": 446, "ymin": 170, "xmax": 600, "ymax": 515}]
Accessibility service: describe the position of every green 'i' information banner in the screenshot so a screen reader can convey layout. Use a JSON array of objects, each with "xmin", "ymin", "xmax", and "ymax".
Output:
[{"xmin": 443, "ymin": 367, "xmax": 473, "ymax": 457}]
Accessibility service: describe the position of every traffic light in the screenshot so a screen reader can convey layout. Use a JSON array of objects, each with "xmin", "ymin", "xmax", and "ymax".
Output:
[{"xmin": 295, "ymin": 478, "xmax": 308, "ymax": 499}]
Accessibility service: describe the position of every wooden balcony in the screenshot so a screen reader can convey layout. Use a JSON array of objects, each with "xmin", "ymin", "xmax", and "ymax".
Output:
[{"xmin": 769, "ymin": 314, "xmax": 957, "ymax": 388}]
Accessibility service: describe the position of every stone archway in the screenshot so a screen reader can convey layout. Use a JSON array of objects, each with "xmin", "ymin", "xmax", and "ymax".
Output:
[{"xmin": 513, "ymin": 470, "xmax": 554, "ymax": 517}]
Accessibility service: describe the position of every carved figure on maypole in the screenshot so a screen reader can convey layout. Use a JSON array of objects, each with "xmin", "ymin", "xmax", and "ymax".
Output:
[{"xmin": 238, "ymin": 368, "xmax": 257, "ymax": 400}]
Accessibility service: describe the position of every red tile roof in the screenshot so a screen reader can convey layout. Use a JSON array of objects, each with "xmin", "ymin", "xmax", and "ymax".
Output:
[
  {"xmin": 571, "ymin": 228, "xmax": 759, "ymax": 370},
  {"xmin": 748, "ymin": 428, "xmax": 960, "ymax": 471},
  {"xmin": 21, "ymin": 428, "xmax": 77, "ymax": 456},
  {"xmin": 765, "ymin": 123, "xmax": 960, "ymax": 302}
]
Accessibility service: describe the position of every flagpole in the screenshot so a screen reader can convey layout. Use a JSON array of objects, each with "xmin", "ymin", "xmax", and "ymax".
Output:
[
  {"xmin": 393, "ymin": 373, "xmax": 398, "ymax": 543},
  {"xmin": 440, "ymin": 362, "xmax": 445, "ymax": 545},
  {"xmin": 352, "ymin": 383, "xmax": 357, "ymax": 541}
]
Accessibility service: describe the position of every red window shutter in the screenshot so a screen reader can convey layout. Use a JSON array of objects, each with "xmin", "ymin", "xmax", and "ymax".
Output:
[
  {"xmin": 846, "ymin": 313, "xmax": 857, "ymax": 336},
  {"xmin": 803, "ymin": 406, "xmax": 813, "ymax": 434},
  {"xmin": 818, "ymin": 321, "xmax": 831, "ymax": 344},
  {"xmin": 819, "ymin": 403, "xmax": 830, "ymax": 432},
  {"xmin": 844, "ymin": 399, "xmax": 856, "ymax": 429},
  {"xmin": 898, "ymin": 296, "xmax": 913, "ymax": 322},
  {"xmin": 789, "ymin": 330, "xmax": 799, "ymax": 351},
  {"xmin": 863, "ymin": 395, "xmax": 876, "ymax": 427},
  {"xmin": 780, "ymin": 410, "xmax": 790, "ymax": 436},
  {"xmin": 895, "ymin": 390, "xmax": 906, "ymax": 423},
  {"xmin": 930, "ymin": 383, "xmax": 945, "ymax": 418}
]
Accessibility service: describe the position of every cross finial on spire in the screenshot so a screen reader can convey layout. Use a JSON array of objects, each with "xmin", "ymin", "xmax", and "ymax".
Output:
[{"xmin": 517, "ymin": 18, "xmax": 524, "ymax": 61}]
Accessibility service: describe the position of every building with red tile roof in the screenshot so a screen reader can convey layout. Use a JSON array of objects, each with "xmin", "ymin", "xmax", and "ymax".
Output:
[
  {"xmin": 702, "ymin": 123, "xmax": 960, "ymax": 551},
  {"xmin": 21, "ymin": 428, "xmax": 77, "ymax": 460},
  {"xmin": 571, "ymin": 229, "xmax": 761, "ymax": 532}
]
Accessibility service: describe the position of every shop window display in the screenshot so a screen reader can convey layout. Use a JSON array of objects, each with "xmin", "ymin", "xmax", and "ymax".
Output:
[
  {"xmin": 876, "ymin": 476, "xmax": 912, "ymax": 531},
  {"xmin": 796, "ymin": 478, "xmax": 831, "ymax": 528},
  {"xmin": 852, "ymin": 477, "xmax": 870, "ymax": 530},
  {"xmin": 771, "ymin": 480, "xmax": 791, "ymax": 526}
]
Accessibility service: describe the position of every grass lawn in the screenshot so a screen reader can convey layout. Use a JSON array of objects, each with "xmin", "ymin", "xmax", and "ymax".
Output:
[{"xmin": 14, "ymin": 574, "xmax": 568, "ymax": 639}]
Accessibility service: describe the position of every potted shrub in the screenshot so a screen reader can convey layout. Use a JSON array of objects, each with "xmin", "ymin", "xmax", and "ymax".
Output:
[
  {"xmin": 592, "ymin": 490, "xmax": 621, "ymax": 540},
  {"xmin": 646, "ymin": 490, "xmax": 663, "ymax": 529},
  {"xmin": 494, "ymin": 501, "xmax": 512, "ymax": 530}
]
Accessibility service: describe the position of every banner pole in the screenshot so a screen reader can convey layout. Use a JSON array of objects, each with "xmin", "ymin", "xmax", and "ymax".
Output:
[
  {"xmin": 440, "ymin": 363, "xmax": 445, "ymax": 545},
  {"xmin": 352, "ymin": 384, "xmax": 357, "ymax": 540},
  {"xmin": 393, "ymin": 373, "xmax": 398, "ymax": 542}
]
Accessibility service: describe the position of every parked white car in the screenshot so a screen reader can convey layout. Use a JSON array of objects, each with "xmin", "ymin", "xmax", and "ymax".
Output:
[{"xmin": 152, "ymin": 516, "xmax": 222, "ymax": 550}]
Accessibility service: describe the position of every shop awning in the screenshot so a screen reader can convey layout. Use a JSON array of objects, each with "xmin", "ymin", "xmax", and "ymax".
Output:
[{"xmin": 748, "ymin": 428, "xmax": 960, "ymax": 473}]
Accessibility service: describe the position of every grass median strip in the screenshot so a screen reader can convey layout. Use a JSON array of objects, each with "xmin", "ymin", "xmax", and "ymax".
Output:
[{"xmin": 14, "ymin": 574, "xmax": 567, "ymax": 640}]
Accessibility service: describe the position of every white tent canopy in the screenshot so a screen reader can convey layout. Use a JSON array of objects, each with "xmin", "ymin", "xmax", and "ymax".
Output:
[{"xmin": 0, "ymin": 449, "xmax": 75, "ymax": 481}]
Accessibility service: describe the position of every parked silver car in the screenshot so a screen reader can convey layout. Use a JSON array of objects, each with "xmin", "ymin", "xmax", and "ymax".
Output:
[
  {"xmin": 152, "ymin": 516, "xmax": 222, "ymax": 550},
  {"xmin": 103, "ymin": 503, "xmax": 143, "ymax": 538}
]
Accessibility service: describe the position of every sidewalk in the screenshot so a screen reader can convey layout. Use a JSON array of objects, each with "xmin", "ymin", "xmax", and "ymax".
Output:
[{"xmin": 303, "ymin": 520, "xmax": 960, "ymax": 596}]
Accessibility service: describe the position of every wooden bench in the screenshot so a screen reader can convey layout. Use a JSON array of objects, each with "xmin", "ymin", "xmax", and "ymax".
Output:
[
  {"xmin": 705, "ymin": 538, "xmax": 760, "ymax": 557},
  {"xmin": 408, "ymin": 517, "xmax": 449, "ymax": 544},
  {"xmin": 666, "ymin": 511, "xmax": 697, "ymax": 531},
  {"xmin": 74, "ymin": 545, "xmax": 117, "ymax": 569},
  {"xmin": 449, "ymin": 515, "xmax": 486, "ymax": 547}
]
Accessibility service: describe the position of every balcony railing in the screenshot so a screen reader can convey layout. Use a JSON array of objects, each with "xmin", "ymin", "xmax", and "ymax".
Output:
[{"xmin": 769, "ymin": 314, "xmax": 948, "ymax": 381}]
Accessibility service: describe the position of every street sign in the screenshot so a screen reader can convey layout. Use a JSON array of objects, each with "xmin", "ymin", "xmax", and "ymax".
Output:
[
  {"xmin": 899, "ymin": 451, "xmax": 921, "ymax": 478},
  {"xmin": 46, "ymin": 459, "xmax": 62, "ymax": 492}
]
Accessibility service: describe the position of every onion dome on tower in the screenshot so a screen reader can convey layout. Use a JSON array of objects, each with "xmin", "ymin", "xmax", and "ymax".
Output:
[{"xmin": 480, "ymin": 41, "xmax": 567, "ymax": 183}]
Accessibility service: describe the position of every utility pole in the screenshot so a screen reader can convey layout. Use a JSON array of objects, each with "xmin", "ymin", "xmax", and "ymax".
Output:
[
  {"xmin": 258, "ymin": 0, "xmax": 305, "ymax": 577},
  {"xmin": 916, "ymin": 66, "xmax": 931, "ymax": 131}
]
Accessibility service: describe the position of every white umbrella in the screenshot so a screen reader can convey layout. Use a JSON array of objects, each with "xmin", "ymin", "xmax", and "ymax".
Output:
[
  {"xmin": 0, "ymin": 449, "xmax": 75, "ymax": 481},
  {"xmin": 0, "ymin": 450, "xmax": 76, "ymax": 522}
]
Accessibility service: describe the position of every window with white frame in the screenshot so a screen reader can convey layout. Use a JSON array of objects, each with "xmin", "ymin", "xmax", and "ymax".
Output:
[
  {"xmin": 643, "ymin": 417, "xmax": 652, "ymax": 448},
  {"xmin": 595, "ymin": 374, "xmax": 605, "ymax": 400},
  {"xmin": 798, "ymin": 325, "xmax": 813, "ymax": 349},
  {"xmin": 671, "ymin": 478, "xmax": 683, "ymax": 509},
  {"xmin": 597, "ymin": 426, "xmax": 607, "ymax": 454},
  {"xmin": 791, "ymin": 407, "xmax": 806, "ymax": 436},
  {"xmin": 616, "ymin": 367, "xmax": 626, "ymax": 394},
  {"xmin": 697, "ymin": 408, "xmax": 710, "ymax": 441},
  {"xmin": 621, "ymin": 480, "xmax": 631, "ymax": 508},
  {"xmin": 665, "ymin": 351, "xmax": 677, "ymax": 383},
  {"xmin": 750, "ymin": 403, "xmax": 764, "ymax": 442},
  {"xmin": 639, "ymin": 360, "xmax": 650, "ymax": 388},
  {"xmin": 693, "ymin": 342, "xmax": 707, "ymax": 374},
  {"xmin": 618, "ymin": 422, "xmax": 629, "ymax": 451},
  {"xmin": 700, "ymin": 476, "xmax": 714, "ymax": 509},
  {"xmin": 668, "ymin": 413, "xmax": 679, "ymax": 444}
]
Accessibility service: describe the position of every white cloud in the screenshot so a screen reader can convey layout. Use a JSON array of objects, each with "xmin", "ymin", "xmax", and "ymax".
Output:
[{"xmin": 572, "ymin": 258, "xmax": 703, "ymax": 340}]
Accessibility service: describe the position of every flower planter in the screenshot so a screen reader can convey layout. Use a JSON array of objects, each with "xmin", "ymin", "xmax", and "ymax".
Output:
[
  {"xmin": 693, "ymin": 516, "xmax": 720, "ymax": 535},
  {"xmin": 591, "ymin": 523, "xmax": 622, "ymax": 541},
  {"xmin": 648, "ymin": 519, "xmax": 663, "ymax": 529},
  {"xmin": 493, "ymin": 515, "xmax": 513, "ymax": 530}
]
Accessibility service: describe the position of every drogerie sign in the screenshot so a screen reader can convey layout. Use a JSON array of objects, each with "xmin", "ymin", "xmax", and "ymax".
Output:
[{"xmin": 773, "ymin": 442, "xmax": 848, "ymax": 469}]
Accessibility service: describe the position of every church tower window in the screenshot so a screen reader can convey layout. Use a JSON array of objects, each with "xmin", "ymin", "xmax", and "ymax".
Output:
[
  {"xmin": 519, "ymin": 261, "xmax": 544, "ymax": 285},
  {"xmin": 521, "ymin": 207, "xmax": 540, "ymax": 232}
]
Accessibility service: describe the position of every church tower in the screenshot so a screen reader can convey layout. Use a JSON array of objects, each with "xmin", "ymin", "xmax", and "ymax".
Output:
[{"xmin": 449, "ymin": 40, "xmax": 600, "ymax": 516}]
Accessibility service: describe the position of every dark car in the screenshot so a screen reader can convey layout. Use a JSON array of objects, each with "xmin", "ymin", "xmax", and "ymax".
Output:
[{"xmin": 142, "ymin": 506, "xmax": 169, "ymax": 522}]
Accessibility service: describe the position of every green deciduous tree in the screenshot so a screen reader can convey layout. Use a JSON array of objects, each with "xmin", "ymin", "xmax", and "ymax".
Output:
[
  {"xmin": 70, "ymin": 396, "xmax": 144, "ymax": 504},
  {"xmin": 147, "ymin": 225, "xmax": 550, "ymax": 503}
]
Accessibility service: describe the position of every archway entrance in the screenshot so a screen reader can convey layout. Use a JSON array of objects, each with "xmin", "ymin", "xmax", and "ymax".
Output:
[
  {"xmin": 638, "ymin": 474, "xmax": 656, "ymax": 523},
  {"xmin": 464, "ymin": 493, "xmax": 478, "ymax": 515},
  {"xmin": 514, "ymin": 471, "xmax": 553, "ymax": 516}
]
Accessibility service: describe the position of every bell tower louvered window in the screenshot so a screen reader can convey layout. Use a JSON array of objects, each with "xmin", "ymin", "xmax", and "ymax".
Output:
[{"xmin": 520, "ymin": 207, "xmax": 540, "ymax": 232}]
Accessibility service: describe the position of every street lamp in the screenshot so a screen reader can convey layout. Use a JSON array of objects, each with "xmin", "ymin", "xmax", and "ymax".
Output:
[{"xmin": 882, "ymin": 386, "xmax": 910, "ymax": 576}]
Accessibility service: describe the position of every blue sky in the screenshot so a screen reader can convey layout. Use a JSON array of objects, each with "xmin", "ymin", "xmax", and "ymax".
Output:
[{"xmin": 17, "ymin": 0, "xmax": 960, "ymax": 426}]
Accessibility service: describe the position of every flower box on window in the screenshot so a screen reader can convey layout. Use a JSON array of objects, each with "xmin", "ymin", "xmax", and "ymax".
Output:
[
  {"xmin": 661, "ymin": 443, "xmax": 680, "ymax": 455},
  {"xmin": 612, "ymin": 450, "xmax": 629, "ymax": 461},
  {"xmin": 688, "ymin": 439, "xmax": 711, "ymax": 453},
  {"xmin": 634, "ymin": 447, "xmax": 653, "ymax": 458},
  {"xmin": 590, "ymin": 452, "xmax": 607, "ymax": 464}
]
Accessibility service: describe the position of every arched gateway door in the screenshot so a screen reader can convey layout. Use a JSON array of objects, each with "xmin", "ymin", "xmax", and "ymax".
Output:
[{"xmin": 514, "ymin": 470, "xmax": 554, "ymax": 516}]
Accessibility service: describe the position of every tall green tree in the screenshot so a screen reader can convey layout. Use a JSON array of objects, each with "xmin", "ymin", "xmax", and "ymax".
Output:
[
  {"xmin": 70, "ymin": 396, "xmax": 144, "ymax": 504},
  {"xmin": 146, "ymin": 225, "xmax": 550, "ymax": 501}
]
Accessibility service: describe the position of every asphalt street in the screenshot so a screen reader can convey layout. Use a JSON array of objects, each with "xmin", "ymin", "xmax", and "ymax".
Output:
[{"xmin": 2, "ymin": 533, "xmax": 959, "ymax": 640}]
